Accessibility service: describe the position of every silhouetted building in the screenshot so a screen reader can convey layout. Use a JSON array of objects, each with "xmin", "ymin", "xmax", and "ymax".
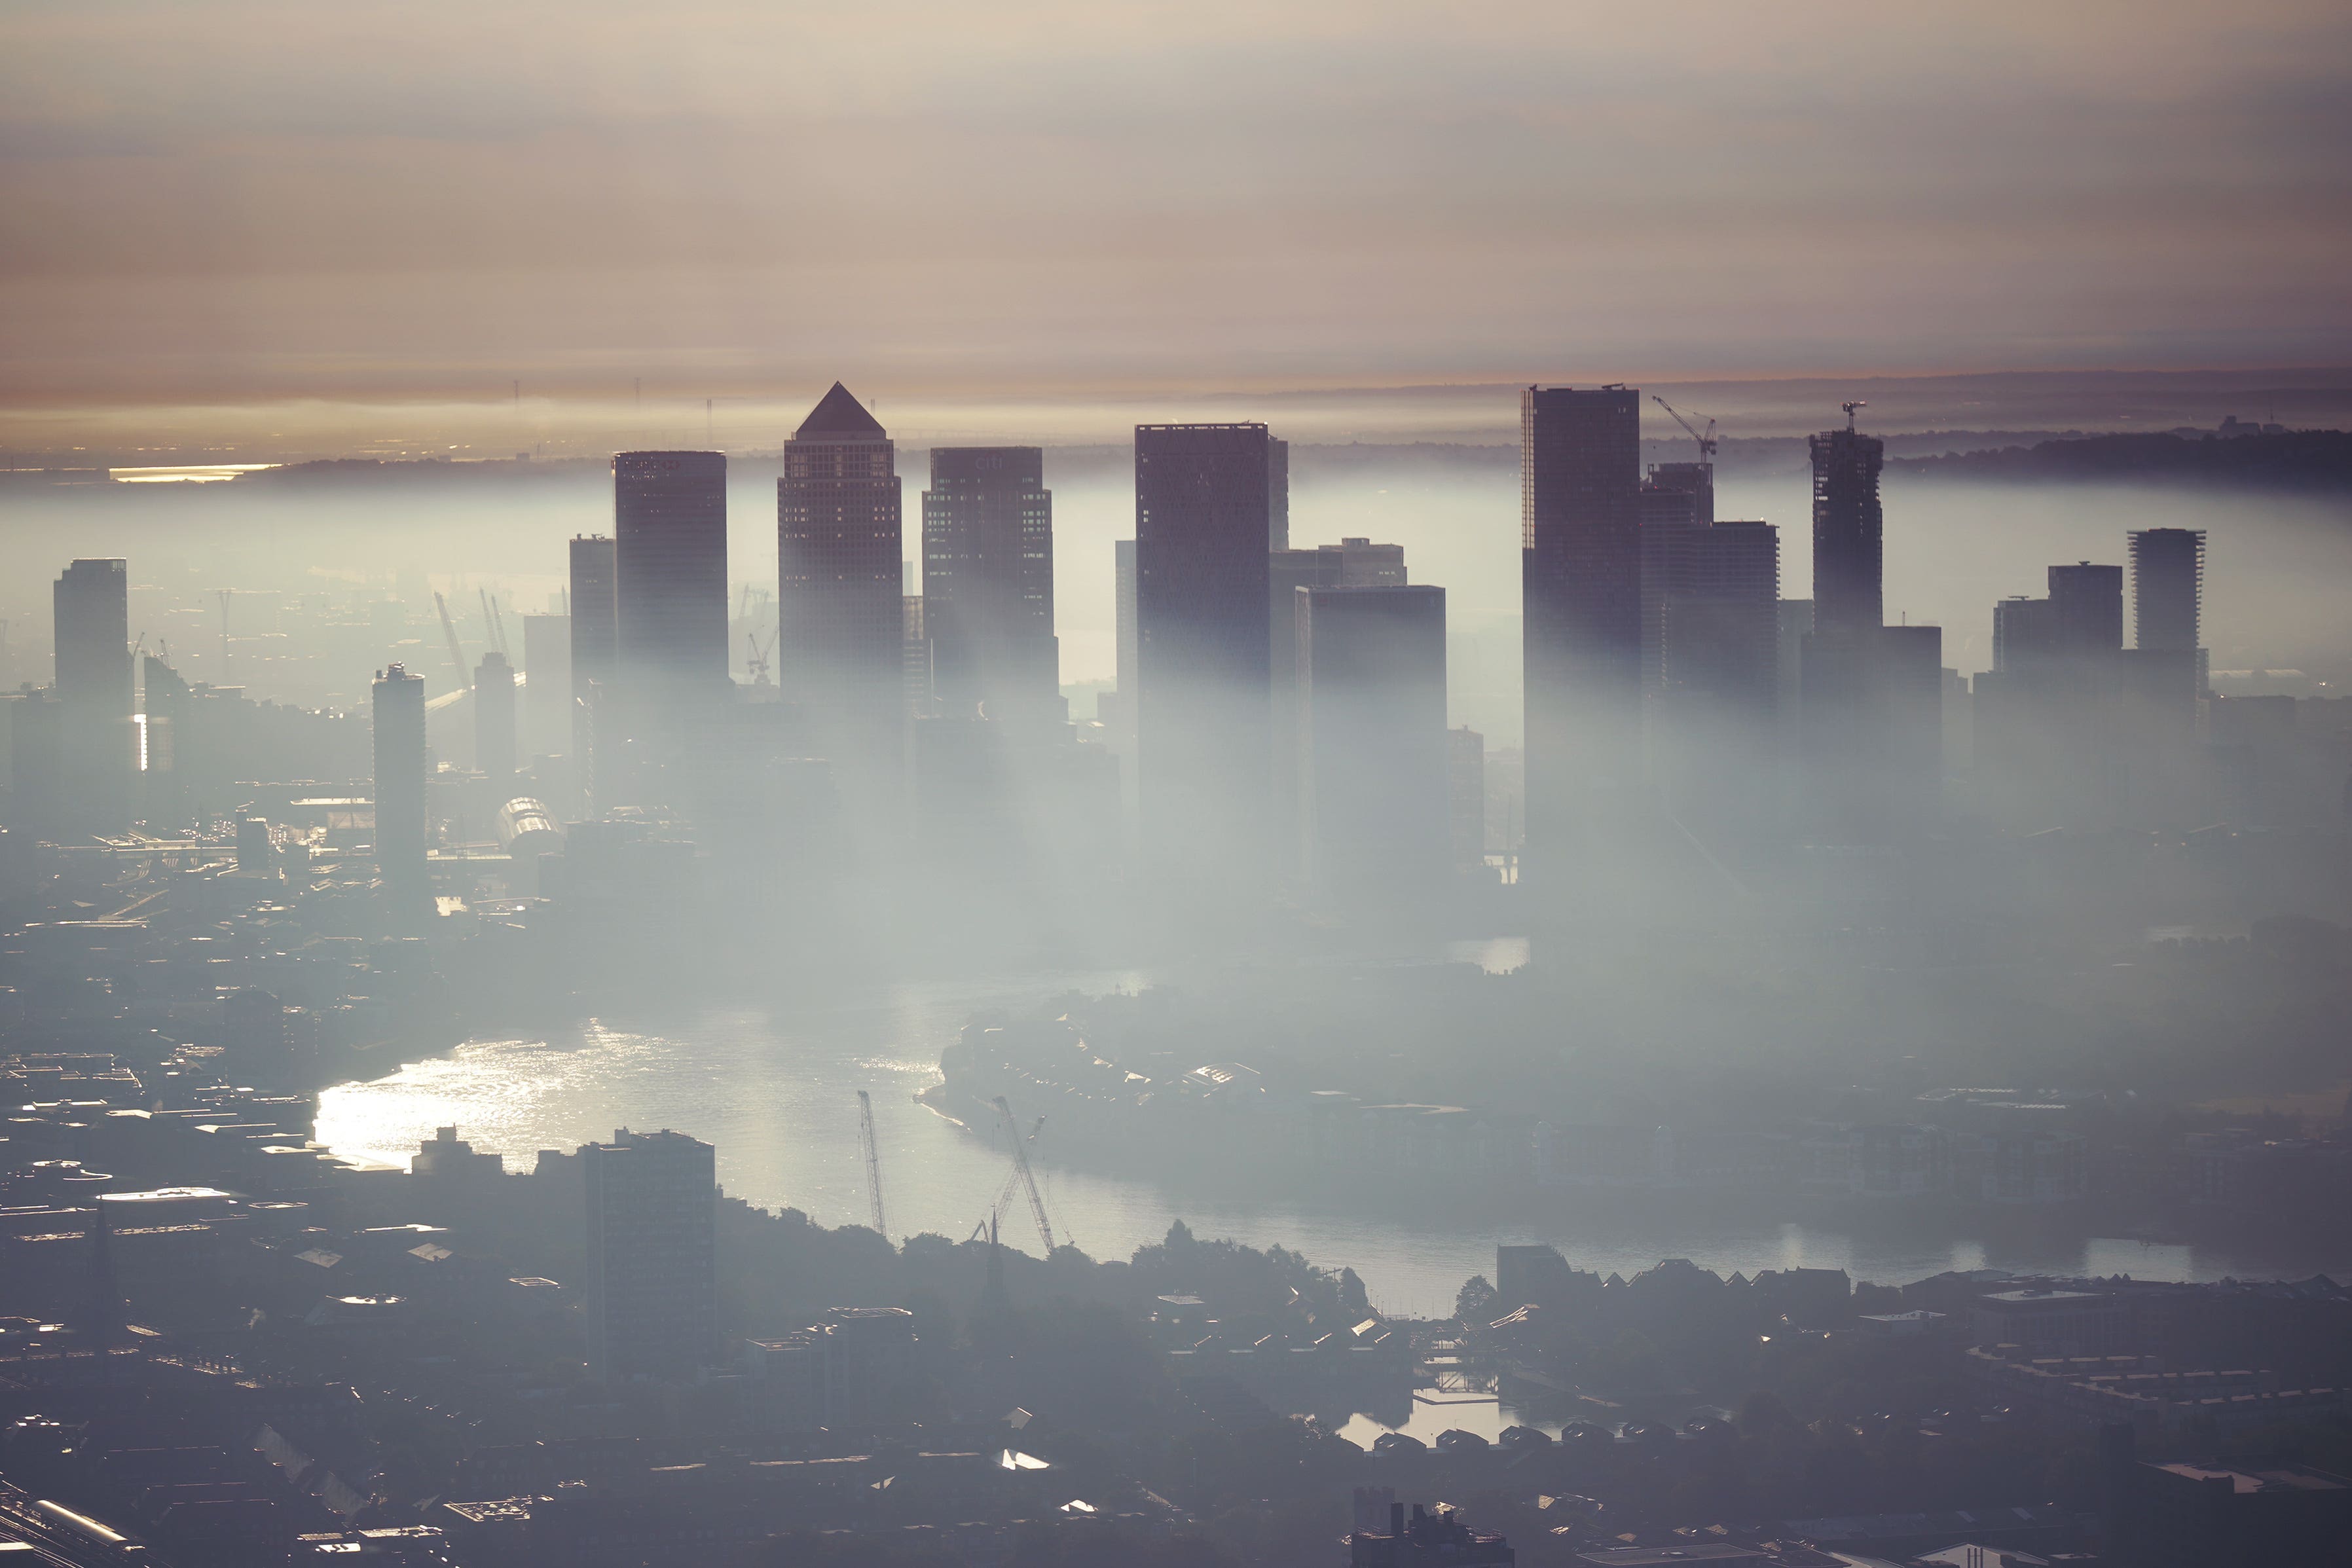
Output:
[
  {"xmin": 371, "ymin": 663, "xmax": 428, "ymax": 920},
  {"xmin": 474, "ymin": 650, "xmax": 516, "ymax": 786},
  {"xmin": 1134, "ymin": 422, "xmax": 1273, "ymax": 872},
  {"xmin": 568, "ymin": 534, "xmax": 617, "ymax": 765},
  {"xmin": 1351, "ymin": 1502, "xmax": 1514, "ymax": 1567},
  {"xmin": 1268, "ymin": 435, "xmax": 1291, "ymax": 550},
  {"xmin": 582, "ymin": 1127, "xmax": 716, "ymax": 1383},
  {"xmin": 1640, "ymin": 459, "xmax": 1714, "ymax": 529},
  {"xmin": 613, "ymin": 451, "xmax": 729, "ymax": 717},
  {"xmin": 54, "ymin": 558, "xmax": 132, "ymax": 835},
  {"xmin": 922, "ymin": 447, "xmax": 1059, "ymax": 727},
  {"xmin": 779, "ymin": 383, "xmax": 904, "ymax": 767},
  {"xmin": 1521, "ymin": 386, "xmax": 1643, "ymax": 875},
  {"xmin": 2049, "ymin": 561, "xmax": 2124, "ymax": 657},
  {"xmin": 1298, "ymin": 585, "xmax": 1448, "ymax": 902},
  {"xmin": 2130, "ymin": 526, "xmax": 2208, "ymax": 694},
  {"xmin": 1810, "ymin": 424, "xmax": 1884, "ymax": 641},
  {"xmin": 1270, "ymin": 538, "xmax": 1410, "ymax": 843},
  {"xmin": 1655, "ymin": 522, "xmax": 1782, "ymax": 822}
]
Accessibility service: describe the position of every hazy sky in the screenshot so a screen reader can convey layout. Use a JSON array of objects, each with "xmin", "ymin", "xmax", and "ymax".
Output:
[{"xmin": 5, "ymin": 1, "xmax": 2349, "ymax": 412}]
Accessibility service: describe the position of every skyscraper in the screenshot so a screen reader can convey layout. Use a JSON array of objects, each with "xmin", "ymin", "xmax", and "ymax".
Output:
[
  {"xmin": 1297, "ymin": 585, "xmax": 1449, "ymax": 902},
  {"xmin": 613, "ymin": 450, "xmax": 729, "ymax": 712},
  {"xmin": 53, "ymin": 558, "xmax": 131, "ymax": 835},
  {"xmin": 778, "ymin": 383, "xmax": 904, "ymax": 762},
  {"xmin": 2129, "ymin": 527, "xmax": 2207, "ymax": 691},
  {"xmin": 1655, "ymin": 522, "xmax": 1780, "ymax": 823},
  {"xmin": 1809, "ymin": 424, "xmax": 1885, "ymax": 642},
  {"xmin": 581, "ymin": 1127, "xmax": 716, "ymax": 1383},
  {"xmin": 1520, "ymin": 386, "xmax": 1643, "ymax": 870},
  {"xmin": 1267, "ymin": 436, "xmax": 1291, "ymax": 551},
  {"xmin": 474, "ymin": 649, "xmax": 516, "ymax": 786},
  {"xmin": 568, "ymin": 534, "xmax": 617, "ymax": 758},
  {"xmin": 921, "ymin": 447, "xmax": 1059, "ymax": 727},
  {"xmin": 2048, "ymin": 562, "xmax": 2124, "ymax": 657},
  {"xmin": 371, "ymin": 663, "xmax": 428, "ymax": 920},
  {"xmin": 1134, "ymin": 423, "xmax": 1275, "ymax": 870}
]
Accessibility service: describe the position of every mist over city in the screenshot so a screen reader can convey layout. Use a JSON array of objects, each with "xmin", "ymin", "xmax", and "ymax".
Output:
[{"xmin": 4, "ymin": 4, "xmax": 2352, "ymax": 1567}]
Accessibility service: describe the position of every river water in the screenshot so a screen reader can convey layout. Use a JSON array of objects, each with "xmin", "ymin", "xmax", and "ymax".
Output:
[{"xmin": 313, "ymin": 970, "xmax": 2352, "ymax": 1320}]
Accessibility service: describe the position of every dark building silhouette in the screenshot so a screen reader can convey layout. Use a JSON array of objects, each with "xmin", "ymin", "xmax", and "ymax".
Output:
[
  {"xmin": 474, "ymin": 649, "xmax": 517, "ymax": 785},
  {"xmin": 1520, "ymin": 386, "xmax": 1643, "ymax": 877},
  {"xmin": 1267, "ymin": 436, "xmax": 1291, "ymax": 549},
  {"xmin": 613, "ymin": 451, "xmax": 729, "ymax": 712},
  {"xmin": 2129, "ymin": 526, "xmax": 2207, "ymax": 693},
  {"xmin": 1270, "ymin": 538, "xmax": 1410, "ymax": 841},
  {"xmin": 568, "ymin": 534, "xmax": 617, "ymax": 765},
  {"xmin": 1297, "ymin": 585, "xmax": 1449, "ymax": 903},
  {"xmin": 2049, "ymin": 561, "xmax": 2125, "ymax": 657},
  {"xmin": 582, "ymin": 1127, "xmax": 716, "ymax": 1383},
  {"xmin": 1810, "ymin": 424, "xmax": 1885, "ymax": 641},
  {"xmin": 921, "ymin": 447, "xmax": 1059, "ymax": 727},
  {"xmin": 1351, "ymin": 1502, "xmax": 1514, "ymax": 1566},
  {"xmin": 1640, "ymin": 459, "xmax": 1714, "ymax": 529},
  {"xmin": 779, "ymin": 384, "xmax": 904, "ymax": 764},
  {"xmin": 53, "ymin": 557, "xmax": 132, "ymax": 836},
  {"xmin": 1655, "ymin": 521, "xmax": 1782, "ymax": 822},
  {"xmin": 371, "ymin": 663, "xmax": 429, "ymax": 920},
  {"xmin": 1134, "ymin": 422, "xmax": 1273, "ymax": 871}
]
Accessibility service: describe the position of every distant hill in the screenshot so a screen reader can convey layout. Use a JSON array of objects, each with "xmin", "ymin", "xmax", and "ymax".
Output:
[{"xmin": 1891, "ymin": 429, "xmax": 2352, "ymax": 490}]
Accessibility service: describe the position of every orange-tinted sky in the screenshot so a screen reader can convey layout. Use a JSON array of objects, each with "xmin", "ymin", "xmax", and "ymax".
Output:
[{"xmin": 5, "ymin": 0, "xmax": 2349, "ymax": 412}]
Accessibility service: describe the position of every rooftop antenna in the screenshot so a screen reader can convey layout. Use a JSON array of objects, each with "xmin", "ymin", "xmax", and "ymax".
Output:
[
  {"xmin": 217, "ymin": 590, "xmax": 232, "ymax": 680},
  {"xmin": 706, "ymin": 397, "xmax": 714, "ymax": 447},
  {"xmin": 1841, "ymin": 399, "xmax": 1867, "ymax": 430}
]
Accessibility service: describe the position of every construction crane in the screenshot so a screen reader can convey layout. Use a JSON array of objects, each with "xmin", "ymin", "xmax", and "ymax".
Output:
[
  {"xmin": 1841, "ymin": 399, "xmax": 1867, "ymax": 429},
  {"xmin": 1651, "ymin": 395, "xmax": 1717, "ymax": 461},
  {"xmin": 433, "ymin": 592, "xmax": 471, "ymax": 689},
  {"xmin": 746, "ymin": 629, "xmax": 775, "ymax": 687},
  {"xmin": 968, "ymin": 1115, "xmax": 1046, "ymax": 1241},
  {"xmin": 856, "ymin": 1090, "xmax": 888, "ymax": 1239},
  {"xmin": 482, "ymin": 589, "xmax": 512, "ymax": 657},
  {"xmin": 991, "ymin": 1096, "xmax": 1057, "ymax": 1255}
]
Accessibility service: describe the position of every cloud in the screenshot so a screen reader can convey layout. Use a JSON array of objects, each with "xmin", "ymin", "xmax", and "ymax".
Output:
[{"xmin": 2, "ymin": 0, "xmax": 2347, "ymax": 401}]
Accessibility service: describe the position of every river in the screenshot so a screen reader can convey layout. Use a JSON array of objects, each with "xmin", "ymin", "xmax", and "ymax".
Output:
[{"xmin": 312, "ymin": 969, "xmax": 2352, "ymax": 1320}]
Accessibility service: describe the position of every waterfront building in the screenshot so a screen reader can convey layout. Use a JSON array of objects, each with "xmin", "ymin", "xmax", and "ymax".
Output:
[{"xmin": 582, "ymin": 1127, "xmax": 716, "ymax": 1383}]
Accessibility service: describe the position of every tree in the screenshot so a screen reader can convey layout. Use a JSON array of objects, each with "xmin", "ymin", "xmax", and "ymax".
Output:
[{"xmin": 1455, "ymin": 1274, "xmax": 1498, "ymax": 1324}]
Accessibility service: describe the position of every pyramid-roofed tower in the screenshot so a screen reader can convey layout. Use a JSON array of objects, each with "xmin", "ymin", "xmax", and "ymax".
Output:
[{"xmin": 795, "ymin": 382, "xmax": 887, "ymax": 441}]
